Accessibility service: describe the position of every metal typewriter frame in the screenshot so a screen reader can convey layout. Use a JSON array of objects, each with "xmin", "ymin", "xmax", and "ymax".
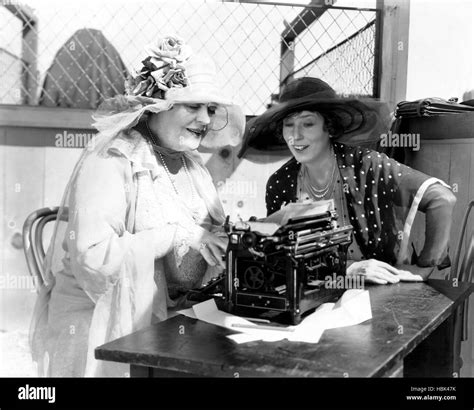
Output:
[{"xmin": 222, "ymin": 210, "xmax": 353, "ymax": 324}]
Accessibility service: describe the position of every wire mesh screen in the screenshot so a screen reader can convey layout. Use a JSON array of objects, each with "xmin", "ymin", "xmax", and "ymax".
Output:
[
  {"xmin": 0, "ymin": 49, "xmax": 23, "ymax": 104},
  {"xmin": 0, "ymin": 0, "xmax": 379, "ymax": 115},
  {"xmin": 290, "ymin": 14, "xmax": 377, "ymax": 96}
]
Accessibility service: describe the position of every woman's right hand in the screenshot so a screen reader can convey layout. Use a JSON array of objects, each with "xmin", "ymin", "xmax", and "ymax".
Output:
[
  {"xmin": 346, "ymin": 259, "xmax": 423, "ymax": 285},
  {"xmin": 189, "ymin": 226, "xmax": 228, "ymax": 269}
]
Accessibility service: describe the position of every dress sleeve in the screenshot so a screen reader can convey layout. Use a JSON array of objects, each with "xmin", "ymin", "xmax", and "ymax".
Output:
[
  {"xmin": 365, "ymin": 151, "xmax": 454, "ymax": 266},
  {"xmin": 416, "ymin": 183, "xmax": 456, "ymax": 267}
]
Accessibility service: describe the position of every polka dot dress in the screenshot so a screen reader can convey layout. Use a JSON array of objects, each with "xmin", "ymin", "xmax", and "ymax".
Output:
[{"xmin": 266, "ymin": 142, "xmax": 433, "ymax": 265}]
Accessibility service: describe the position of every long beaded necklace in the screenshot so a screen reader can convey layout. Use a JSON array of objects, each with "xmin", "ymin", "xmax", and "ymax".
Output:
[
  {"xmin": 156, "ymin": 151, "xmax": 196, "ymax": 200},
  {"xmin": 146, "ymin": 121, "xmax": 201, "ymax": 221},
  {"xmin": 299, "ymin": 146, "xmax": 338, "ymax": 199}
]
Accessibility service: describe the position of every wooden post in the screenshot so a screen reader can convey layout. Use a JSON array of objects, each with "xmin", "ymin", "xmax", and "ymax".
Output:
[
  {"xmin": 22, "ymin": 16, "xmax": 38, "ymax": 105},
  {"xmin": 280, "ymin": 36, "xmax": 295, "ymax": 89},
  {"xmin": 376, "ymin": 0, "xmax": 410, "ymax": 111},
  {"xmin": 5, "ymin": 4, "xmax": 38, "ymax": 105}
]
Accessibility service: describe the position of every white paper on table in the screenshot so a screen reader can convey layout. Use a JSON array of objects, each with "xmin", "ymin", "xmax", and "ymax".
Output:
[
  {"xmin": 177, "ymin": 306, "xmax": 197, "ymax": 319},
  {"xmin": 178, "ymin": 299, "xmax": 292, "ymax": 341},
  {"xmin": 324, "ymin": 289, "xmax": 372, "ymax": 329},
  {"xmin": 178, "ymin": 289, "xmax": 372, "ymax": 344}
]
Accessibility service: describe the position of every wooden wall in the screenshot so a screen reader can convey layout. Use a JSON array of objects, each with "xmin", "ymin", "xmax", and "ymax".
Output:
[{"xmin": 403, "ymin": 113, "xmax": 474, "ymax": 377}]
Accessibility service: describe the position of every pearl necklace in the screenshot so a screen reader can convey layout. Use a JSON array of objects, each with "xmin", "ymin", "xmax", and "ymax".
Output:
[
  {"xmin": 157, "ymin": 151, "xmax": 196, "ymax": 201},
  {"xmin": 146, "ymin": 121, "xmax": 202, "ymax": 222},
  {"xmin": 300, "ymin": 149, "xmax": 338, "ymax": 199}
]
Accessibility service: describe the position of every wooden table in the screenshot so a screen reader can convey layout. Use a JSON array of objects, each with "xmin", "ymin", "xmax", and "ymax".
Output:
[{"xmin": 95, "ymin": 279, "xmax": 473, "ymax": 377}]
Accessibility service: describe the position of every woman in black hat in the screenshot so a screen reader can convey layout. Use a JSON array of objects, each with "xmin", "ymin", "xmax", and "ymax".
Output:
[{"xmin": 244, "ymin": 77, "xmax": 456, "ymax": 284}]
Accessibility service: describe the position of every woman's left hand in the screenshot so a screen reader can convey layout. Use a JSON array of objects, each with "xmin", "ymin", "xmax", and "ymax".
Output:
[
  {"xmin": 347, "ymin": 259, "xmax": 429, "ymax": 284},
  {"xmin": 394, "ymin": 264, "xmax": 435, "ymax": 281}
]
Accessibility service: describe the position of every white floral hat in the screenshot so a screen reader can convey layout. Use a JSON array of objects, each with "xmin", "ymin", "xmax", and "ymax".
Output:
[{"xmin": 93, "ymin": 35, "xmax": 244, "ymax": 147}]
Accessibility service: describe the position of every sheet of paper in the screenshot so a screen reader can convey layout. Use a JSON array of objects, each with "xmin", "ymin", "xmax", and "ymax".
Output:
[
  {"xmin": 324, "ymin": 289, "xmax": 372, "ymax": 329},
  {"xmin": 177, "ymin": 306, "xmax": 197, "ymax": 319},
  {"xmin": 264, "ymin": 199, "xmax": 334, "ymax": 226},
  {"xmin": 178, "ymin": 289, "xmax": 372, "ymax": 344},
  {"xmin": 245, "ymin": 221, "xmax": 280, "ymax": 236}
]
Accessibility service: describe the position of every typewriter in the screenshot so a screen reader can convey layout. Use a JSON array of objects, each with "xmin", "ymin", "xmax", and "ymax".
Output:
[{"xmin": 187, "ymin": 201, "xmax": 353, "ymax": 324}]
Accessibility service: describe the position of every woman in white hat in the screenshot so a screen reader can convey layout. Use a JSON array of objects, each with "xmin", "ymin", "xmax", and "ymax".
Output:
[{"xmin": 29, "ymin": 36, "xmax": 245, "ymax": 377}]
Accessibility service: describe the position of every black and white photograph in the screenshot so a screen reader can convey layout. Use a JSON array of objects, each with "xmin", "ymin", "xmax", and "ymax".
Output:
[{"xmin": 0, "ymin": 0, "xmax": 473, "ymax": 408}]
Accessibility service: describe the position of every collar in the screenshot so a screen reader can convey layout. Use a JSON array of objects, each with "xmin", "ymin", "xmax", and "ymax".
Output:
[{"xmin": 107, "ymin": 129, "xmax": 161, "ymax": 180}]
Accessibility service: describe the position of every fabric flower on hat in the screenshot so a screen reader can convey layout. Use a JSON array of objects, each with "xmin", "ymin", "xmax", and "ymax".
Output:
[
  {"xmin": 125, "ymin": 35, "xmax": 192, "ymax": 100},
  {"xmin": 145, "ymin": 36, "xmax": 192, "ymax": 63}
]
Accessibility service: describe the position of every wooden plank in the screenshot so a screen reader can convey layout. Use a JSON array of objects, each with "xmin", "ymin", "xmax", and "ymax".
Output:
[
  {"xmin": 405, "ymin": 113, "xmax": 474, "ymax": 141},
  {"xmin": 377, "ymin": 0, "xmax": 410, "ymax": 109},
  {"xmin": 2, "ymin": 126, "xmax": 97, "ymax": 148},
  {"xmin": 130, "ymin": 365, "xmax": 152, "ymax": 378},
  {"xmin": 403, "ymin": 279, "xmax": 473, "ymax": 377},
  {"xmin": 1, "ymin": 144, "xmax": 44, "ymax": 331},
  {"xmin": 404, "ymin": 313, "xmax": 458, "ymax": 377},
  {"xmin": 407, "ymin": 137, "xmax": 474, "ymax": 375},
  {"xmin": 430, "ymin": 143, "xmax": 451, "ymax": 182},
  {"xmin": 0, "ymin": 105, "xmax": 95, "ymax": 129},
  {"xmin": 0, "ymin": 129, "xmax": 6, "ymax": 330},
  {"xmin": 21, "ymin": 10, "xmax": 38, "ymax": 104}
]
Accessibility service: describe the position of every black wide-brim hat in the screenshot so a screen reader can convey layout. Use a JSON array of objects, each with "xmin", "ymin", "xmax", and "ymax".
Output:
[{"xmin": 238, "ymin": 77, "xmax": 379, "ymax": 158}]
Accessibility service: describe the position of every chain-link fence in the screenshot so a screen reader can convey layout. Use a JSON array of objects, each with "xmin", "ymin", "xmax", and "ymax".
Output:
[
  {"xmin": 290, "ymin": 18, "xmax": 378, "ymax": 96},
  {"xmin": 0, "ymin": 0, "xmax": 379, "ymax": 115}
]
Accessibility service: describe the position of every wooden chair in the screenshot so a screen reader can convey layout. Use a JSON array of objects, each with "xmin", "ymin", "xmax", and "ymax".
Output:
[
  {"xmin": 22, "ymin": 207, "xmax": 68, "ymax": 293},
  {"xmin": 451, "ymin": 200, "xmax": 474, "ymax": 342},
  {"xmin": 445, "ymin": 200, "xmax": 474, "ymax": 375}
]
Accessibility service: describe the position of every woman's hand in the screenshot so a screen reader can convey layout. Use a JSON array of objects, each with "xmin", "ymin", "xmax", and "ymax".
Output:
[
  {"xmin": 189, "ymin": 226, "xmax": 228, "ymax": 269},
  {"xmin": 347, "ymin": 259, "xmax": 425, "ymax": 284},
  {"xmin": 394, "ymin": 264, "xmax": 435, "ymax": 281}
]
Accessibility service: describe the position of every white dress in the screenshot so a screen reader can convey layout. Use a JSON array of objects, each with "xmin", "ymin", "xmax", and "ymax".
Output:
[{"xmin": 30, "ymin": 129, "xmax": 224, "ymax": 377}]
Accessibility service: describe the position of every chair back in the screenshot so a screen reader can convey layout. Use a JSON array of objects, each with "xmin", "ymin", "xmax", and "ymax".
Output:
[
  {"xmin": 451, "ymin": 200, "xmax": 474, "ymax": 342},
  {"xmin": 22, "ymin": 207, "xmax": 68, "ymax": 293}
]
